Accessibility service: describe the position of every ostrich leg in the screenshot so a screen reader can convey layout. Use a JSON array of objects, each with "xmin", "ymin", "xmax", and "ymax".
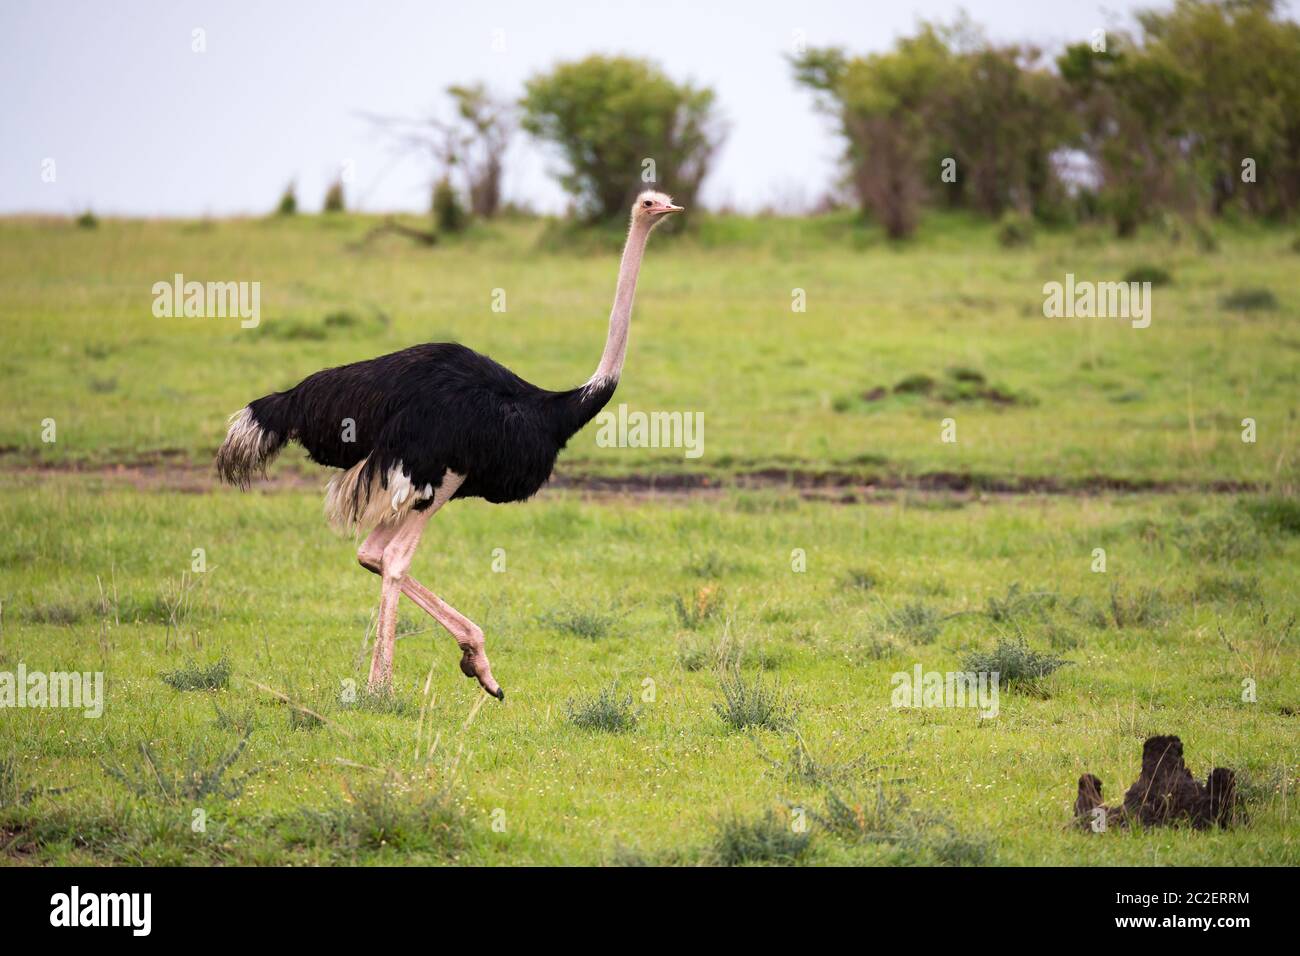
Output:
[
  {"xmin": 364, "ymin": 473, "xmax": 461, "ymax": 692},
  {"xmin": 358, "ymin": 473, "xmax": 503, "ymax": 699}
]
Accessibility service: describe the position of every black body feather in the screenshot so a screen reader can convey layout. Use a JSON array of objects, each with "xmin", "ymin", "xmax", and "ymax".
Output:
[{"xmin": 243, "ymin": 343, "xmax": 616, "ymax": 506}]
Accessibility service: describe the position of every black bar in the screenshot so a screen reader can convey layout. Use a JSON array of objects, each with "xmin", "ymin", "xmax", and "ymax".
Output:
[{"xmin": 0, "ymin": 866, "xmax": 1277, "ymax": 939}]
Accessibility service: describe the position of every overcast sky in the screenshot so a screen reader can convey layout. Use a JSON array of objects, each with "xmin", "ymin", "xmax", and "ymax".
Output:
[{"xmin": 3, "ymin": 0, "xmax": 1294, "ymax": 216}]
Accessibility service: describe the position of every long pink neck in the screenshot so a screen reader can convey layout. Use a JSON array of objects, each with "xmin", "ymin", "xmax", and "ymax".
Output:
[{"xmin": 587, "ymin": 218, "xmax": 650, "ymax": 389}]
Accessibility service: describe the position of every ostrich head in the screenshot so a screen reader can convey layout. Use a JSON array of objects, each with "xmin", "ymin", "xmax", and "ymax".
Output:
[{"xmin": 632, "ymin": 190, "xmax": 683, "ymax": 227}]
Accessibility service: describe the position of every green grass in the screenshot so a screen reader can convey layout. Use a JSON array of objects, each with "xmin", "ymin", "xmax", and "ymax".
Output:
[
  {"xmin": 0, "ymin": 482, "xmax": 1295, "ymax": 865},
  {"xmin": 0, "ymin": 210, "xmax": 1296, "ymax": 866},
  {"xmin": 0, "ymin": 211, "xmax": 1295, "ymax": 487}
]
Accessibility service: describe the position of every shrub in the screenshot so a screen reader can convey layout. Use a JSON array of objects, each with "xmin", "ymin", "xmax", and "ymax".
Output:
[
  {"xmin": 996, "ymin": 211, "xmax": 1034, "ymax": 247},
  {"xmin": 323, "ymin": 178, "xmax": 345, "ymax": 213},
  {"xmin": 432, "ymin": 177, "xmax": 468, "ymax": 233},
  {"xmin": 276, "ymin": 183, "xmax": 297, "ymax": 216}
]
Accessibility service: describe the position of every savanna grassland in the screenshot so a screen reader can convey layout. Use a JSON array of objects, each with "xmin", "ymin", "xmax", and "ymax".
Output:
[{"xmin": 0, "ymin": 212, "xmax": 1297, "ymax": 865}]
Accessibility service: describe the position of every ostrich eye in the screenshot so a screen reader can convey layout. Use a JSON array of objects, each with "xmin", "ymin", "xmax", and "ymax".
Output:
[{"xmin": 642, "ymin": 200, "xmax": 652, "ymax": 207}]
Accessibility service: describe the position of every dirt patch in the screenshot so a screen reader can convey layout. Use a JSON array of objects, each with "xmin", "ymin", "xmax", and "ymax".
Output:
[{"xmin": 0, "ymin": 459, "xmax": 1264, "ymax": 502}]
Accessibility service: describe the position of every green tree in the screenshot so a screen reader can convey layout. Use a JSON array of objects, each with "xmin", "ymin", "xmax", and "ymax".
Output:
[
  {"xmin": 1058, "ymin": 38, "xmax": 1192, "ymax": 236},
  {"xmin": 1138, "ymin": 0, "xmax": 1300, "ymax": 217},
  {"xmin": 935, "ymin": 45, "xmax": 1073, "ymax": 219},
  {"xmin": 520, "ymin": 55, "xmax": 722, "ymax": 222},
  {"xmin": 794, "ymin": 29, "xmax": 956, "ymax": 238}
]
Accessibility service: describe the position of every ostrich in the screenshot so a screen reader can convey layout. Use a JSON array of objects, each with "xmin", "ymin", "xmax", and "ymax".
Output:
[{"xmin": 215, "ymin": 191, "xmax": 682, "ymax": 702}]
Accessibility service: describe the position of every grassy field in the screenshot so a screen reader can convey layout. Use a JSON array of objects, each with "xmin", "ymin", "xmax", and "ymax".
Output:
[
  {"xmin": 0, "ymin": 483, "xmax": 1296, "ymax": 864},
  {"xmin": 0, "ymin": 212, "xmax": 1296, "ymax": 484},
  {"xmin": 0, "ymin": 212, "xmax": 1297, "ymax": 866}
]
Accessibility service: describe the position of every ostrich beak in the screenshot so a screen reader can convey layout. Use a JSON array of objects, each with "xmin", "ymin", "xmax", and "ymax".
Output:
[{"xmin": 662, "ymin": 203, "xmax": 684, "ymax": 214}]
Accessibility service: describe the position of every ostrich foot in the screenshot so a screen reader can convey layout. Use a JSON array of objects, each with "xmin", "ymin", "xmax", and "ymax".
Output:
[
  {"xmin": 400, "ymin": 577, "xmax": 504, "ymax": 702},
  {"xmin": 458, "ymin": 646, "xmax": 504, "ymax": 701}
]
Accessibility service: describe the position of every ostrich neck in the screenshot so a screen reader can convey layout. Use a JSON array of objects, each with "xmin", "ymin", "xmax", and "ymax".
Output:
[{"xmin": 588, "ymin": 218, "xmax": 651, "ymax": 388}]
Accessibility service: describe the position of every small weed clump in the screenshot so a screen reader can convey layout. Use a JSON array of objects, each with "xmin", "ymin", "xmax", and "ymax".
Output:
[
  {"xmin": 1237, "ymin": 496, "xmax": 1300, "ymax": 537},
  {"xmin": 714, "ymin": 673, "xmax": 795, "ymax": 731},
  {"xmin": 814, "ymin": 783, "xmax": 992, "ymax": 865},
  {"xmin": 161, "ymin": 656, "xmax": 231, "ymax": 691},
  {"xmin": 672, "ymin": 584, "xmax": 722, "ymax": 629},
  {"xmin": 713, "ymin": 810, "xmax": 811, "ymax": 865},
  {"xmin": 764, "ymin": 733, "xmax": 874, "ymax": 787},
  {"xmin": 1107, "ymin": 583, "xmax": 1170, "ymax": 629},
  {"xmin": 686, "ymin": 551, "xmax": 732, "ymax": 578},
  {"xmin": 983, "ymin": 583, "xmax": 1056, "ymax": 623},
  {"xmin": 962, "ymin": 637, "xmax": 1067, "ymax": 688},
  {"xmin": 20, "ymin": 601, "xmax": 88, "ymax": 625},
  {"xmin": 675, "ymin": 635, "xmax": 713, "ymax": 672},
  {"xmin": 104, "ymin": 728, "xmax": 256, "ymax": 802},
  {"xmin": 0, "ymin": 755, "xmax": 49, "ymax": 808},
  {"xmin": 842, "ymin": 568, "xmax": 879, "ymax": 592},
  {"xmin": 341, "ymin": 689, "xmax": 420, "ymax": 718},
  {"xmin": 1220, "ymin": 288, "xmax": 1277, "ymax": 311},
  {"xmin": 543, "ymin": 608, "xmax": 614, "ymax": 640},
  {"xmin": 1172, "ymin": 512, "xmax": 1262, "ymax": 562},
  {"xmin": 566, "ymin": 683, "xmax": 640, "ymax": 732},
  {"xmin": 996, "ymin": 211, "xmax": 1034, "ymax": 247},
  {"xmin": 288, "ymin": 770, "xmax": 467, "ymax": 856},
  {"xmin": 1124, "ymin": 264, "xmax": 1172, "ymax": 286},
  {"xmin": 1192, "ymin": 573, "xmax": 1261, "ymax": 604},
  {"xmin": 884, "ymin": 601, "xmax": 944, "ymax": 641}
]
